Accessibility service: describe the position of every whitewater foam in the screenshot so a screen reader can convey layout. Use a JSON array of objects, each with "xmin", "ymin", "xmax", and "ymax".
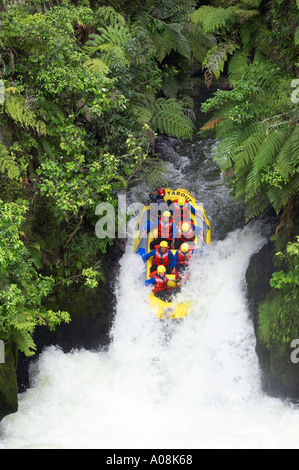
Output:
[{"xmin": 1, "ymin": 221, "xmax": 299, "ymax": 449}]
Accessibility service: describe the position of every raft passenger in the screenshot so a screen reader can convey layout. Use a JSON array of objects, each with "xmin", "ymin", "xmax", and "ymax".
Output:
[{"xmin": 142, "ymin": 241, "xmax": 175, "ymax": 274}]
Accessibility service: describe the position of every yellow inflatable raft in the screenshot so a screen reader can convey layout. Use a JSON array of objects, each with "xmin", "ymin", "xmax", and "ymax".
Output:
[{"xmin": 134, "ymin": 188, "xmax": 212, "ymax": 319}]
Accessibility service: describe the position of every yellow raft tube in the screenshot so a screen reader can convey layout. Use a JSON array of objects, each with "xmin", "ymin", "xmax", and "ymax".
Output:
[{"xmin": 134, "ymin": 188, "xmax": 212, "ymax": 320}]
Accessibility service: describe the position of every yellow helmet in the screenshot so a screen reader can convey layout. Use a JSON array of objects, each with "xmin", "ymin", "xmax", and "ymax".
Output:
[
  {"xmin": 181, "ymin": 243, "xmax": 189, "ymax": 253},
  {"xmin": 157, "ymin": 265, "xmax": 166, "ymax": 274},
  {"xmin": 160, "ymin": 241, "xmax": 168, "ymax": 248},
  {"xmin": 163, "ymin": 211, "xmax": 171, "ymax": 218},
  {"xmin": 178, "ymin": 197, "xmax": 186, "ymax": 206},
  {"xmin": 181, "ymin": 222, "xmax": 190, "ymax": 232}
]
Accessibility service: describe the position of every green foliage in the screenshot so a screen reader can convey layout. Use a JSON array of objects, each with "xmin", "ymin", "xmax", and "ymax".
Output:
[
  {"xmin": 202, "ymin": 41, "xmax": 239, "ymax": 86},
  {"xmin": 0, "ymin": 199, "xmax": 70, "ymax": 356},
  {"xmin": 201, "ymin": 57, "xmax": 299, "ymax": 220},
  {"xmin": 270, "ymin": 237, "xmax": 299, "ymax": 291},
  {"xmin": 0, "ymin": 0, "xmax": 296, "ymax": 360},
  {"xmin": 258, "ymin": 237, "xmax": 299, "ymax": 348},
  {"xmin": 4, "ymin": 90, "xmax": 46, "ymax": 135},
  {"xmin": 132, "ymin": 96, "xmax": 194, "ymax": 139},
  {"xmin": 85, "ymin": 5, "xmax": 196, "ymax": 139},
  {"xmin": 191, "ymin": 5, "xmax": 238, "ymax": 33},
  {"xmin": 86, "ymin": 22, "xmax": 132, "ymax": 67},
  {"xmin": 0, "ymin": 143, "xmax": 19, "ymax": 180}
]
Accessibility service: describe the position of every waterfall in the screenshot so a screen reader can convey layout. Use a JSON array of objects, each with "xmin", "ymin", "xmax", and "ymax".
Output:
[{"xmin": 1, "ymin": 135, "xmax": 299, "ymax": 449}]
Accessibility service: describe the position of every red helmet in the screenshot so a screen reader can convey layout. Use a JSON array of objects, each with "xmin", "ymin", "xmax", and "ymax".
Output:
[{"xmin": 158, "ymin": 188, "xmax": 165, "ymax": 197}]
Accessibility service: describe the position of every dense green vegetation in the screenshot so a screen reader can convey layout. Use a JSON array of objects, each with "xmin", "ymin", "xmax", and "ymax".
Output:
[
  {"xmin": 196, "ymin": 0, "xmax": 299, "ymax": 357},
  {"xmin": 0, "ymin": 0, "xmax": 298, "ymax": 360}
]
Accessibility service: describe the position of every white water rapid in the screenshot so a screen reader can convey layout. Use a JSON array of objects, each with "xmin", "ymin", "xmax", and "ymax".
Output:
[
  {"xmin": 1, "ymin": 221, "xmax": 299, "ymax": 449},
  {"xmin": 2, "ymin": 122, "xmax": 299, "ymax": 449}
]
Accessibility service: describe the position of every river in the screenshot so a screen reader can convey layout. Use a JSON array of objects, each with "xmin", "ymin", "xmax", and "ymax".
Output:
[{"xmin": 1, "ymin": 108, "xmax": 299, "ymax": 449}]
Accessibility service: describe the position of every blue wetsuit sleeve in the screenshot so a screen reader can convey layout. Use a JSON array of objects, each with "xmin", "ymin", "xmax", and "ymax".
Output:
[
  {"xmin": 145, "ymin": 277, "xmax": 156, "ymax": 287},
  {"xmin": 142, "ymin": 220, "xmax": 151, "ymax": 232},
  {"xmin": 142, "ymin": 220, "xmax": 158, "ymax": 232},
  {"xmin": 150, "ymin": 220, "xmax": 158, "ymax": 231},
  {"xmin": 171, "ymin": 251, "xmax": 178, "ymax": 268},
  {"xmin": 143, "ymin": 249, "xmax": 155, "ymax": 262}
]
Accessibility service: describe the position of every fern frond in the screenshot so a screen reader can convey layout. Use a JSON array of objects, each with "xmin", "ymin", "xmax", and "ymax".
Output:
[
  {"xmin": 161, "ymin": 75, "xmax": 179, "ymax": 99},
  {"xmin": 232, "ymin": 131, "xmax": 265, "ymax": 174},
  {"xmin": 0, "ymin": 143, "xmax": 20, "ymax": 180},
  {"xmin": 94, "ymin": 6, "xmax": 126, "ymax": 27},
  {"xmin": 86, "ymin": 23, "xmax": 132, "ymax": 67},
  {"xmin": 5, "ymin": 94, "xmax": 46, "ymax": 135},
  {"xmin": 241, "ymin": 0, "xmax": 262, "ymax": 7},
  {"xmin": 133, "ymin": 96, "xmax": 194, "ymax": 139},
  {"xmin": 228, "ymin": 52, "xmax": 250, "ymax": 84},
  {"xmin": 233, "ymin": 8, "xmax": 259, "ymax": 23},
  {"xmin": 185, "ymin": 22, "xmax": 216, "ymax": 63},
  {"xmin": 244, "ymin": 194, "xmax": 268, "ymax": 221},
  {"xmin": 159, "ymin": 0, "xmax": 196, "ymax": 23},
  {"xmin": 277, "ymin": 126, "xmax": 299, "ymax": 178},
  {"xmin": 153, "ymin": 98, "xmax": 194, "ymax": 139},
  {"xmin": 201, "ymin": 116, "xmax": 223, "ymax": 130},
  {"xmin": 147, "ymin": 22, "xmax": 191, "ymax": 62},
  {"xmin": 202, "ymin": 42, "xmax": 239, "ymax": 84},
  {"xmin": 84, "ymin": 58, "xmax": 110, "ymax": 75},
  {"xmin": 191, "ymin": 6, "xmax": 237, "ymax": 33},
  {"xmin": 131, "ymin": 104, "xmax": 154, "ymax": 124},
  {"xmin": 252, "ymin": 127, "xmax": 291, "ymax": 175}
]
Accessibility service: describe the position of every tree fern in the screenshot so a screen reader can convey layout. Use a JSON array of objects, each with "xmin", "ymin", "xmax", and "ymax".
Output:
[
  {"xmin": 191, "ymin": 3, "xmax": 260, "ymax": 33},
  {"xmin": 0, "ymin": 142, "xmax": 20, "ymax": 180},
  {"xmin": 157, "ymin": 0, "xmax": 197, "ymax": 23},
  {"xmin": 84, "ymin": 58, "xmax": 110, "ymax": 76},
  {"xmin": 228, "ymin": 52, "xmax": 250, "ymax": 84},
  {"xmin": 146, "ymin": 21, "xmax": 191, "ymax": 63},
  {"xmin": 86, "ymin": 22, "xmax": 132, "ymax": 67},
  {"xmin": 244, "ymin": 128, "xmax": 291, "ymax": 202},
  {"xmin": 202, "ymin": 42, "xmax": 239, "ymax": 86},
  {"xmin": 94, "ymin": 6, "xmax": 126, "ymax": 28},
  {"xmin": 153, "ymin": 97, "xmax": 194, "ymax": 139},
  {"xmin": 191, "ymin": 6, "xmax": 237, "ymax": 33},
  {"xmin": 5, "ymin": 94, "xmax": 46, "ymax": 135},
  {"xmin": 232, "ymin": 131, "xmax": 265, "ymax": 175},
  {"xmin": 184, "ymin": 22, "xmax": 217, "ymax": 64},
  {"xmin": 132, "ymin": 96, "xmax": 194, "ymax": 139},
  {"xmin": 277, "ymin": 127, "xmax": 299, "ymax": 178}
]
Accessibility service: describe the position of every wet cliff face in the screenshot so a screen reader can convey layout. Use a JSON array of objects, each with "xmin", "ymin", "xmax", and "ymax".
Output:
[
  {"xmin": 0, "ymin": 342, "xmax": 18, "ymax": 422},
  {"xmin": 246, "ymin": 238, "xmax": 299, "ymax": 399}
]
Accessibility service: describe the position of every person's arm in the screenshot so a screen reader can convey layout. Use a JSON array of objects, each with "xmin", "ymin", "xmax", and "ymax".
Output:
[
  {"xmin": 143, "ymin": 249, "xmax": 155, "ymax": 262},
  {"xmin": 141, "ymin": 219, "xmax": 158, "ymax": 236},
  {"xmin": 191, "ymin": 205, "xmax": 207, "ymax": 225},
  {"xmin": 145, "ymin": 277, "xmax": 156, "ymax": 287},
  {"xmin": 193, "ymin": 224, "xmax": 205, "ymax": 243}
]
